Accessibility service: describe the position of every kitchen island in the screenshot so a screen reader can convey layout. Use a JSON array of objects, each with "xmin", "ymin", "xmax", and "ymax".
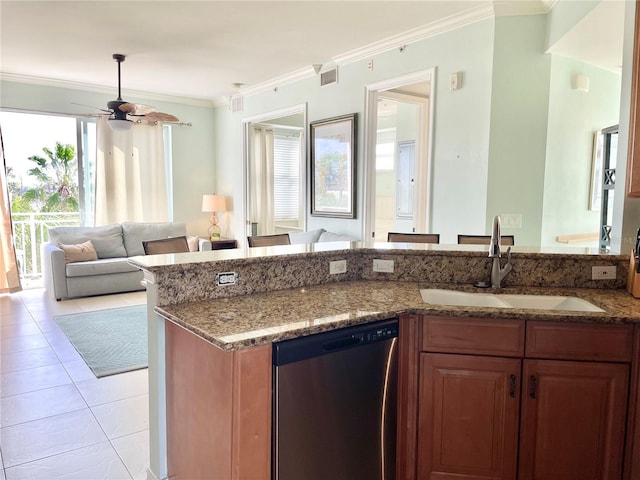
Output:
[{"xmin": 130, "ymin": 242, "xmax": 640, "ymax": 480}]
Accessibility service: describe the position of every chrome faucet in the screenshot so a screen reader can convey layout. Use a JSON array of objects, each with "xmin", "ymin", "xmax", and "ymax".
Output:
[{"xmin": 488, "ymin": 215, "xmax": 512, "ymax": 288}]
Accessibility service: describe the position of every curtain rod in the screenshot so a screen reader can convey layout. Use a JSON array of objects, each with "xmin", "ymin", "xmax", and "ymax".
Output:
[{"xmin": 1, "ymin": 107, "xmax": 192, "ymax": 127}]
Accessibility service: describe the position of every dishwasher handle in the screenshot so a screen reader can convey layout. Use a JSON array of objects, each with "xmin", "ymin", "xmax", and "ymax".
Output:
[{"xmin": 322, "ymin": 336, "xmax": 362, "ymax": 351}]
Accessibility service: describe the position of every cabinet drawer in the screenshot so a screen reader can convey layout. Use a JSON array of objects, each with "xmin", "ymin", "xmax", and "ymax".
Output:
[
  {"xmin": 525, "ymin": 321, "xmax": 634, "ymax": 362},
  {"xmin": 422, "ymin": 316, "xmax": 525, "ymax": 356}
]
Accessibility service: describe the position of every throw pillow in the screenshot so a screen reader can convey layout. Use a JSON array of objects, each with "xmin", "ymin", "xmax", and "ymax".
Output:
[
  {"xmin": 187, "ymin": 235, "xmax": 199, "ymax": 252},
  {"xmin": 56, "ymin": 240, "xmax": 98, "ymax": 264}
]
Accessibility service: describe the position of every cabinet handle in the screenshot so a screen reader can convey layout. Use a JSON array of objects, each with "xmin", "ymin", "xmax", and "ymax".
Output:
[
  {"xmin": 509, "ymin": 374, "xmax": 516, "ymax": 398},
  {"xmin": 529, "ymin": 375, "xmax": 537, "ymax": 399}
]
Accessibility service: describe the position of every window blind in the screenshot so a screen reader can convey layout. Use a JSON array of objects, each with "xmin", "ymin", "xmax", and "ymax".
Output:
[{"xmin": 273, "ymin": 133, "xmax": 301, "ymax": 220}]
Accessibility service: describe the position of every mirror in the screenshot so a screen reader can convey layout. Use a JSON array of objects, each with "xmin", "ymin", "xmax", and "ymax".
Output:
[
  {"xmin": 244, "ymin": 109, "xmax": 306, "ymax": 242},
  {"xmin": 481, "ymin": 2, "xmax": 625, "ymax": 249},
  {"xmin": 368, "ymin": 2, "xmax": 626, "ymax": 250}
]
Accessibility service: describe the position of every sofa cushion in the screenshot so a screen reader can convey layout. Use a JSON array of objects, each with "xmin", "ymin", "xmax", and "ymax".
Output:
[
  {"xmin": 56, "ymin": 240, "xmax": 98, "ymax": 263},
  {"xmin": 318, "ymin": 231, "xmax": 358, "ymax": 242},
  {"xmin": 65, "ymin": 257, "xmax": 141, "ymax": 278},
  {"xmin": 48, "ymin": 224, "xmax": 126, "ymax": 259},
  {"xmin": 289, "ymin": 229, "xmax": 326, "ymax": 245},
  {"xmin": 122, "ymin": 222, "xmax": 187, "ymax": 257}
]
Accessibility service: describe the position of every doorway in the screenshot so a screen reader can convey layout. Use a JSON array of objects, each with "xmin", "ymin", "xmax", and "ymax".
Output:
[
  {"xmin": 598, "ymin": 124, "xmax": 619, "ymax": 250},
  {"xmin": 241, "ymin": 105, "xmax": 307, "ymax": 243},
  {"xmin": 363, "ymin": 70, "xmax": 435, "ymax": 242}
]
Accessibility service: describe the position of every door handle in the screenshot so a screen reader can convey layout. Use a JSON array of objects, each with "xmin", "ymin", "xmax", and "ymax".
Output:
[
  {"xmin": 509, "ymin": 374, "xmax": 517, "ymax": 398},
  {"xmin": 529, "ymin": 375, "xmax": 537, "ymax": 399}
]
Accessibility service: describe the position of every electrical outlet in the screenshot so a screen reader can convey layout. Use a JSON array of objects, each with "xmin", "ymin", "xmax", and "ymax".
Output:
[
  {"xmin": 592, "ymin": 266, "xmax": 617, "ymax": 280},
  {"xmin": 368, "ymin": 59, "xmax": 373, "ymax": 71},
  {"xmin": 329, "ymin": 260, "xmax": 347, "ymax": 275},
  {"xmin": 373, "ymin": 259, "xmax": 394, "ymax": 273}
]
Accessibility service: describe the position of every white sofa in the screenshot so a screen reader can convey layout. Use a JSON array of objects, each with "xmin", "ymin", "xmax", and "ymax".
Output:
[
  {"xmin": 41, "ymin": 222, "xmax": 211, "ymax": 300},
  {"xmin": 287, "ymin": 228, "xmax": 358, "ymax": 244}
]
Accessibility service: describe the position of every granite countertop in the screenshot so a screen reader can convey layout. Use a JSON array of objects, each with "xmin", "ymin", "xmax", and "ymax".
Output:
[{"xmin": 156, "ymin": 281, "xmax": 640, "ymax": 351}]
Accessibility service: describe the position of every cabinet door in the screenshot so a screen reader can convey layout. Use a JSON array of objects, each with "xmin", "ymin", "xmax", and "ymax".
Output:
[
  {"xmin": 417, "ymin": 353, "xmax": 521, "ymax": 480},
  {"xmin": 519, "ymin": 360, "xmax": 629, "ymax": 480}
]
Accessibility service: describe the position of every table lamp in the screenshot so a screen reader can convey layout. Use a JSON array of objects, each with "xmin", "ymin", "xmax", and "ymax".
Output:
[{"xmin": 202, "ymin": 194, "xmax": 226, "ymax": 240}]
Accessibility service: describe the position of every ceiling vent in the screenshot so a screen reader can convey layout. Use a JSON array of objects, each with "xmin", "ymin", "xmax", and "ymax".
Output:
[
  {"xmin": 320, "ymin": 67, "xmax": 338, "ymax": 87},
  {"xmin": 229, "ymin": 95, "xmax": 244, "ymax": 113}
]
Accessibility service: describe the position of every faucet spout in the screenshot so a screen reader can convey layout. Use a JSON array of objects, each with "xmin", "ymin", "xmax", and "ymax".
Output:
[
  {"xmin": 491, "ymin": 246, "xmax": 512, "ymax": 288},
  {"xmin": 487, "ymin": 215, "xmax": 512, "ymax": 288}
]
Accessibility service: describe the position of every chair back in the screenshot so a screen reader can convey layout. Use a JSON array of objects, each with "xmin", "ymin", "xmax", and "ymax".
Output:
[
  {"xmin": 387, "ymin": 232, "xmax": 440, "ymax": 244},
  {"xmin": 143, "ymin": 236, "xmax": 190, "ymax": 255},
  {"xmin": 247, "ymin": 233, "xmax": 291, "ymax": 247},
  {"xmin": 457, "ymin": 235, "xmax": 515, "ymax": 246}
]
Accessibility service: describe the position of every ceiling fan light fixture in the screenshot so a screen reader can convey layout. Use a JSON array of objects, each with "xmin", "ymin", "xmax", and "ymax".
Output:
[{"xmin": 108, "ymin": 118, "xmax": 134, "ymax": 131}]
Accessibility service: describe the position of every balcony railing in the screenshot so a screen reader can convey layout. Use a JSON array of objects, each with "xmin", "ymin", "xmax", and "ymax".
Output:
[{"xmin": 11, "ymin": 212, "xmax": 80, "ymax": 279}]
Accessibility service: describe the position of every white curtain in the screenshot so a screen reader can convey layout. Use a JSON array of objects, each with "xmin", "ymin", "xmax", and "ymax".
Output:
[
  {"xmin": 95, "ymin": 117, "xmax": 168, "ymax": 225},
  {"xmin": 250, "ymin": 128, "xmax": 275, "ymax": 235},
  {"xmin": 0, "ymin": 126, "xmax": 21, "ymax": 293}
]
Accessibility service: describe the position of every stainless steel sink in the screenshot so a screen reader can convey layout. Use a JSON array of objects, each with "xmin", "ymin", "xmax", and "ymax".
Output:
[{"xmin": 420, "ymin": 289, "xmax": 604, "ymax": 312}]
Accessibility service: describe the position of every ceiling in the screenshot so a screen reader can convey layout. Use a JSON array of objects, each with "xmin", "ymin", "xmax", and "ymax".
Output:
[{"xmin": 0, "ymin": 1, "xmax": 623, "ymax": 105}]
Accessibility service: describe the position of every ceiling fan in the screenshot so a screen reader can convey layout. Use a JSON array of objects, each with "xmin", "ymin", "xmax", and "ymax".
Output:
[{"xmin": 104, "ymin": 53, "xmax": 179, "ymax": 131}]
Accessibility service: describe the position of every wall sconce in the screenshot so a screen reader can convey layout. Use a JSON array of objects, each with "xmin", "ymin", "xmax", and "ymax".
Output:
[
  {"xmin": 572, "ymin": 74, "xmax": 590, "ymax": 93},
  {"xmin": 202, "ymin": 194, "xmax": 226, "ymax": 241}
]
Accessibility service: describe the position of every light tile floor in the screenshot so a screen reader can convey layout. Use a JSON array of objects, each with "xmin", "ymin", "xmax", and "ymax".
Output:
[{"xmin": 0, "ymin": 288, "xmax": 149, "ymax": 480}]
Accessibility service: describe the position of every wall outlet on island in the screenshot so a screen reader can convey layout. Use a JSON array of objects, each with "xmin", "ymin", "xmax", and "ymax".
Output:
[
  {"xmin": 329, "ymin": 260, "xmax": 347, "ymax": 275},
  {"xmin": 373, "ymin": 259, "xmax": 394, "ymax": 273},
  {"xmin": 592, "ymin": 265, "xmax": 617, "ymax": 280}
]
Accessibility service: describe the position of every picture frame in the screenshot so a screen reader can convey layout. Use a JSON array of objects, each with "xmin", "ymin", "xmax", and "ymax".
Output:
[{"xmin": 310, "ymin": 113, "xmax": 357, "ymax": 218}]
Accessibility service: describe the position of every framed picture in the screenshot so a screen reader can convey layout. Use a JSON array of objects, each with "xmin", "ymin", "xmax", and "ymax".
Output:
[{"xmin": 310, "ymin": 113, "xmax": 357, "ymax": 218}]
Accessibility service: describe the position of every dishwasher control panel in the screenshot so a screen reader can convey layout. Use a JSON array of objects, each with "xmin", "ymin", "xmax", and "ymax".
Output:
[
  {"xmin": 361, "ymin": 324, "xmax": 398, "ymax": 344},
  {"xmin": 273, "ymin": 318, "xmax": 399, "ymax": 366}
]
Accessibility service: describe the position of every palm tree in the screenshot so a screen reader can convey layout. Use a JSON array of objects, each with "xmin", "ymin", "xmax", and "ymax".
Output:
[{"xmin": 24, "ymin": 142, "xmax": 79, "ymax": 212}]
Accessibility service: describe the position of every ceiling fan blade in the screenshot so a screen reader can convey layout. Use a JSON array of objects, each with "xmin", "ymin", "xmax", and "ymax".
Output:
[
  {"xmin": 71, "ymin": 102, "xmax": 112, "ymax": 114},
  {"xmin": 119, "ymin": 102, "xmax": 156, "ymax": 115},
  {"xmin": 144, "ymin": 112, "xmax": 180, "ymax": 122}
]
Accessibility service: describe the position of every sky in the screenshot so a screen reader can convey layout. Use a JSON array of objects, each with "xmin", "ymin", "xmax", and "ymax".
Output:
[{"xmin": 1, "ymin": 111, "xmax": 77, "ymax": 187}]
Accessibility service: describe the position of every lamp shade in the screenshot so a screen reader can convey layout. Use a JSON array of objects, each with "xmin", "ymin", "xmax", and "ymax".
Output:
[
  {"xmin": 202, "ymin": 194, "xmax": 226, "ymax": 212},
  {"xmin": 108, "ymin": 119, "xmax": 134, "ymax": 131}
]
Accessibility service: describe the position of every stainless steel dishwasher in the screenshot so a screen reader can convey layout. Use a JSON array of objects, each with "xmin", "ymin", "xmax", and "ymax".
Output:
[{"xmin": 273, "ymin": 318, "xmax": 398, "ymax": 480}]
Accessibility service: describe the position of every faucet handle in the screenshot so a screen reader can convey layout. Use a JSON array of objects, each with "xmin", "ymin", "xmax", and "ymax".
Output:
[{"xmin": 505, "ymin": 246, "xmax": 512, "ymax": 262}]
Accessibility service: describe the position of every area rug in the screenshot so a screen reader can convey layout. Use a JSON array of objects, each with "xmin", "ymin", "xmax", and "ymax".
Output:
[{"xmin": 54, "ymin": 305, "xmax": 147, "ymax": 378}]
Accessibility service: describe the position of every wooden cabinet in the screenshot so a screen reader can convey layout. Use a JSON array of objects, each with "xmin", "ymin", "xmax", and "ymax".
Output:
[
  {"xmin": 165, "ymin": 321, "xmax": 272, "ymax": 480},
  {"xmin": 519, "ymin": 359, "xmax": 629, "ymax": 480},
  {"xmin": 406, "ymin": 316, "xmax": 634, "ymax": 480},
  {"xmin": 627, "ymin": 0, "xmax": 640, "ymax": 197},
  {"xmin": 417, "ymin": 353, "xmax": 520, "ymax": 480}
]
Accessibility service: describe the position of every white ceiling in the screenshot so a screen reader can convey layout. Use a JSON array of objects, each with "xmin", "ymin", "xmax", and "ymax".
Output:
[{"xmin": 0, "ymin": 1, "xmax": 624, "ymax": 105}]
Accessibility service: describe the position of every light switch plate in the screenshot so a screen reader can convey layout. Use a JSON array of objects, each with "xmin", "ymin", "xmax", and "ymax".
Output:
[{"xmin": 330, "ymin": 260, "xmax": 347, "ymax": 275}]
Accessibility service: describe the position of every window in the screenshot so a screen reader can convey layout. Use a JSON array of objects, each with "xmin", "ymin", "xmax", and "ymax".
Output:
[{"xmin": 273, "ymin": 132, "xmax": 302, "ymax": 221}]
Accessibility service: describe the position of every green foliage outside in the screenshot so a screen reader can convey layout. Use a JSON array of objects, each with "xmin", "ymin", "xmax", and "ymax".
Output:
[
  {"xmin": 10, "ymin": 142, "xmax": 79, "ymax": 213},
  {"xmin": 314, "ymin": 151, "xmax": 349, "ymax": 208}
]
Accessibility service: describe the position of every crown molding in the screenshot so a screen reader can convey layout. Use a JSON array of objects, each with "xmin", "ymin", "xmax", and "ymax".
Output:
[
  {"xmin": 212, "ymin": 65, "xmax": 320, "ymax": 107},
  {"xmin": 493, "ymin": 0, "xmax": 551, "ymax": 16},
  {"xmin": 333, "ymin": 3, "xmax": 494, "ymax": 65},
  {"xmin": 0, "ymin": 72, "xmax": 215, "ymax": 108},
  {"xmin": 212, "ymin": 4, "xmax": 495, "ymax": 107}
]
